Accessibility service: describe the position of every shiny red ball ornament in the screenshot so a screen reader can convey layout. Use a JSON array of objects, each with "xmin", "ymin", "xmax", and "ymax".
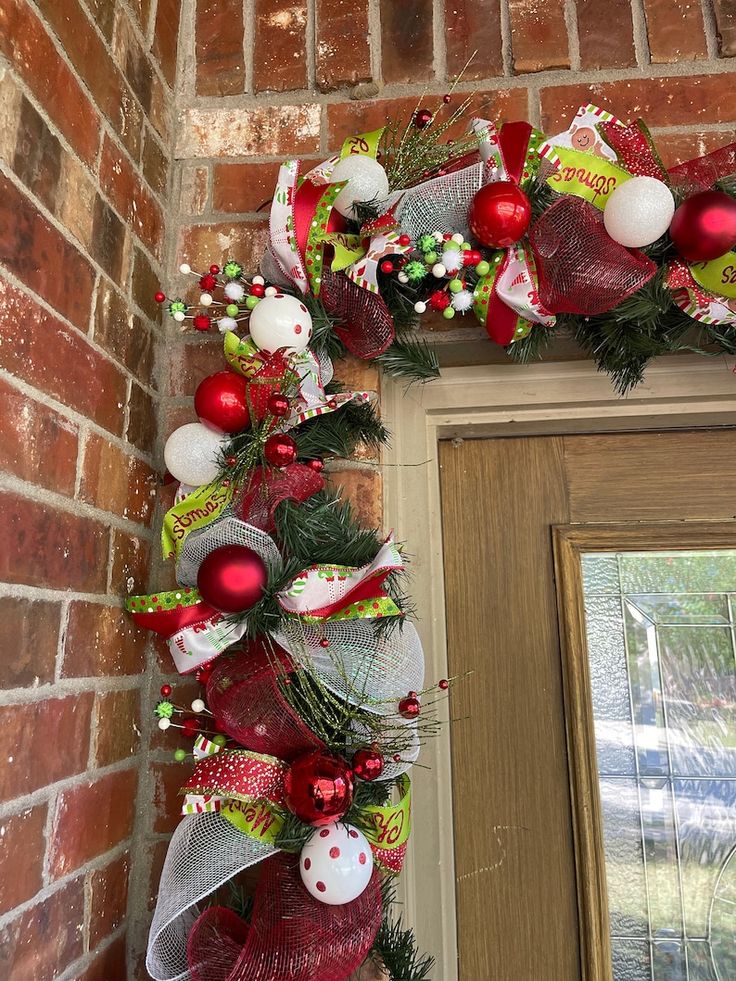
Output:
[
  {"xmin": 429, "ymin": 290, "xmax": 451, "ymax": 312},
  {"xmin": 194, "ymin": 371, "xmax": 250, "ymax": 433},
  {"xmin": 414, "ymin": 108, "xmax": 433, "ymax": 129},
  {"xmin": 669, "ymin": 190, "xmax": 736, "ymax": 262},
  {"xmin": 398, "ymin": 695, "xmax": 421, "ymax": 719},
  {"xmin": 284, "ymin": 750, "xmax": 354, "ymax": 826},
  {"xmin": 154, "ymin": 291, "xmax": 166, "ymax": 303},
  {"xmin": 196, "ymin": 544, "xmax": 268, "ymax": 613},
  {"xmin": 438, "ymin": 678, "xmax": 449, "ymax": 690},
  {"xmin": 250, "ymin": 283, "xmax": 266, "ymax": 298},
  {"xmin": 209, "ymin": 264, "xmax": 220, "ymax": 275},
  {"xmin": 266, "ymin": 393, "xmax": 290, "ymax": 417},
  {"xmin": 398, "ymin": 233, "xmax": 411, "ymax": 246},
  {"xmin": 225, "ymin": 456, "xmax": 237, "ymax": 467},
  {"xmin": 160, "ymin": 684, "xmax": 172, "ymax": 697},
  {"xmin": 264, "ymin": 432, "xmax": 297, "ymax": 468},
  {"xmin": 462, "ymin": 249, "xmax": 483, "ymax": 266},
  {"xmin": 380, "ymin": 260, "xmax": 394, "ymax": 274},
  {"xmin": 193, "ymin": 314, "xmax": 212, "ymax": 332},
  {"xmin": 352, "ymin": 748, "xmax": 384, "ymax": 782},
  {"xmin": 319, "ymin": 637, "xmax": 330, "ymax": 648},
  {"xmin": 199, "ymin": 273, "xmax": 218, "ymax": 291},
  {"xmin": 469, "ymin": 181, "xmax": 532, "ymax": 249},
  {"xmin": 308, "ymin": 458, "xmax": 324, "ymax": 473}
]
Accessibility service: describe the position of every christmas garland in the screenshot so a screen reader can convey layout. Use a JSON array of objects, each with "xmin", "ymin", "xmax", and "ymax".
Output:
[{"xmin": 132, "ymin": 98, "xmax": 736, "ymax": 981}]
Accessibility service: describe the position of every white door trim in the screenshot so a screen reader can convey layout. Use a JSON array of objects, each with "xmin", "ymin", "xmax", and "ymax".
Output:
[{"xmin": 381, "ymin": 354, "xmax": 736, "ymax": 979}]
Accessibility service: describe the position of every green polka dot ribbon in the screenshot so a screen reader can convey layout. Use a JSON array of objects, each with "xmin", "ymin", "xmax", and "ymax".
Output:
[
  {"xmin": 125, "ymin": 588, "xmax": 203, "ymax": 614},
  {"xmin": 304, "ymin": 181, "xmax": 346, "ymax": 297}
]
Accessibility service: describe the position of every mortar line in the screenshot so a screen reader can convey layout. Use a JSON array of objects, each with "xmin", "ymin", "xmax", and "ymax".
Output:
[
  {"xmin": 55, "ymin": 599, "xmax": 72, "ymax": 686},
  {"xmin": 307, "ymin": 0, "xmax": 317, "ymax": 92},
  {"xmin": 499, "ymin": 0, "xmax": 514, "ymax": 77},
  {"xmin": 367, "ymin": 0, "xmax": 383, "ymax": 86},
  {"xmin": 630, "ymin": 0, "xmax": 651, "ymax": 68},
  {"xmin": 700, "ymin": 0, "xmax": 720, "ymax": 59},
  {"xmin": 564, "ymin": 0, "xmax": 581, "ymax": 73},
  {"xmin": 432, "ymin": 0, "xmax": 446, "ymax": 82}
]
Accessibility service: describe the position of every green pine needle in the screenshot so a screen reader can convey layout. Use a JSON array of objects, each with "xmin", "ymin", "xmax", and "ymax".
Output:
[
  {"xmin": 296, "ymin": 394, "xmax": 389, "ymax": 461},
  {"xmin": 376, "ymin": 333, "xmax": 440, "ymax": 382}
]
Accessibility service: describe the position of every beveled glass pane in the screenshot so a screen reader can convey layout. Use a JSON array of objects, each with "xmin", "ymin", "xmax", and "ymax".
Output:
[
  {"xmin": 627, "ymin": 594, "xmax": 730, "ymax": 625},
  {"xmin": 619, "ymin": 551, "xmax": 736, "ymax": 594}
]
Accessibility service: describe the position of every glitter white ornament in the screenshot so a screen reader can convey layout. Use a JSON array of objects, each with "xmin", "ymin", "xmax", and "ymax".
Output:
[
  {"xmin": 443, "ymin": 250, "xmax": 463, "ymax": 274},
  {"xmin": 191, "ymin": 699, "xmax": 206, "ymax": 713},
  {"xmin": 224, "ymin": 282, "xmax": 245, "ymax": 301},
  {"xmin": 163, "ymin": 423, "xmax": 226, "ymax": 486},
  {"xmin": 179, "ymin": 263, "xmax": 191, "ymax": 275},
  {"xmin": 331, "ymin": 156, "xmax": 390, "ymax": 218},
  {"xmin": 299, "ymin": 823, "xmax": 374, "ymax": 905},
  {"xmin": 218, "ymin": 317, "xmax": 238, "ymax": 333},
  {"xmin": 432, "ymin": 263, "xmax": 447, "ymax": 278},
  {"xmin": 414, "ymin": 301, "xmax": 427, "ymax": 313},
  {"xmin": 173, "ymin": 311, "xmax": 186, "ymax": 323},
  {"xmin": 603, "ymin": 176, "xmax": 675, "ymax": 248},
  {"xmin": 248, "ymin": 293, "xmax": 313, "ymax": 353},
  {"xmin": 451, "ymin": 289, "xmax": 474, "ymax": 312},
  {"xmin": 200, "ymin": 293, "xmax": 213, "ymax": 306}
]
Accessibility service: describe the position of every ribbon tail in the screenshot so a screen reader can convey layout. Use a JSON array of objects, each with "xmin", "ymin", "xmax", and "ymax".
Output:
[{"xmin": 269, "ymin": 160, "xmax": 309, "ymax": 293}]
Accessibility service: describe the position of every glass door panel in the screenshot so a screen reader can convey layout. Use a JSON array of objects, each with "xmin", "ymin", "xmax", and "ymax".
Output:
[{"xmin": 581, "ymin": 551, "xmax": 736, "ymax": 981}]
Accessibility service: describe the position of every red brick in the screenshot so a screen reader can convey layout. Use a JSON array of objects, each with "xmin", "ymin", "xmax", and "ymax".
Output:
[
  {"xmin": 111, "ymin": 528, "xmax": 152, "ymax": 595},
  {"xmin": 151, "ymin": 762, "xmax": 186, "ymax": 832},
  {"xmin": 178, "ymin": 104, "xmax": 321, "ymax": 157},
  {"xmin": 0, "ymin": 281, "xmax": 127, "ymax": 435},
  {"xmin": 0, "ymin": 694, "xmax": 93, "ymax": 798},
  {"xmin": 0, "ymin": 804, "xmax": 47, "ymax": 914},
  {"xmin": 254, "ymin": 0, "xmax": 307, "ymax": 92},
  {"xmin": 327, "ymin": 467, "xmax": 382, "ymax": 529},
  {"xmin": 34, "ymin": 0, "xmax": 142, "ymax": 158},
  {"xmin": 100, "ymin": 135, "xmax": 164, "ymax": 259},
  {"xmin": 127, "ymin": 381, "xmax": 158, "ymax": 458},
  {"xmin": 0, "ymin": 0, "xmax": 100, "ymax": 165},
  {"xmin": 92, "ymin": 193, "xmax": 129, "ymax": 286},
  {"xmin": 93, "ymin": 689, "xmax": 141, "ymax": 767},
  {"xmin": 643, "ymin": 0, "xmax": 707, "ymax": 62},
  {"xmin": 12, "ymin": 96, "xmax": 62, "ymax": 213},
  {"xmin": 79, "ymin": 433, "xmax": 157, "ymax": 525},
  {"xmin": 212, "ymin": 162, "xmax": 281, "ymax": 214},
  {"xmin": 82, "ymin": 0, "xmax": 115, "ymax": 38},
  {"xmin": 509, "ymin": 0, "xmax": 570, "ymax": 72},
  {"xmin": 113, "ymin": 6, "xmax": 154, "ymax": 114},
  {"xmin": 0, "ymin": 597, "xmax": 60, "ymax": 688},
  {"xmin": 88, "ymin": 852, "xmax": 130, "ymax": 947},
  {"xmin": 540, "ymin": 74, "xmax": 736, "ymax": 133},
  {"xmin": 63, "ymin": 601, "xmax": 147, "ymax": 677},
  {"xmin": 153, "ymin": 0, "xmax": 182, "ymax": 86},
  {"xmin": 654, "ymin": 129, "xmax": 736, "ymax": 168},
  {"xmin": 169, "ymin": 337, "xmax": 228, "ymax": 396},
  {"xmin": 445, "ymin": 0, "xmax": 503, "ymax": 79},
  {"xmin": 145, "ymin": 839, "xmax": 170, "ymax": 910},
  {"xmin": 178, "ymin": 219, "xmax": 270, "ymax": 278},
  {"xmin": 180, "ymin": 165, "xmax": 209, "ymax": 215},
  {"xmin": 161, "ymin": 403, "xmax": 197, "ymax": 440},
  {"xmin": 142, "ymin": 128, "xmax": 169, "ymax": 199},
  {"xmin": 78, "ymin": 934, "xmax": 128, "ymax": 981},
  {"xmin": 316, "ymin": 0, "xmax": 371, "ymax": 91},
  {"xmin": 196, "ymin": 0, "xmax": 245, "ymax": 96},
  {"xmin": 0, "ymin": 377, "xmax": 78, "ymax": 496},
  {"xmin": 380, "ymin": 0, "xmax": 433, "ymax": 83},
  {"xmin": 0, "ymin": 878, "xmax": 85, "ymax": 978},
  {"xmin": 577, "ymin": 0, "xmax": 636, "ymax": 68},
  {"xmin": 57, "ymin": 152, "xmax": 97, "ymax": 250},
  {"xmin": 714, "ymin": 0, "xmax": 736, "ymax": 56},
  {"xmin": 94, "ymin": 278, "xmax": 154, "ymax": 386},
  {"xmin": 0, "ymin": 172, "xmax": 95, "ymax": 330},
  {"xmin": 149, "ymin": 72, "xmax": 172, "ymax": 144},
  {"xmin": 0, "ymin": 492, "xmax": 108, "ymax": 592},
  {"xmin": 132, "ymin": 246, "xmax": 164, "ymax": 323},
  {"xmin": 48, "ymin": 768, "xmax": 138, "ymax": 878}
]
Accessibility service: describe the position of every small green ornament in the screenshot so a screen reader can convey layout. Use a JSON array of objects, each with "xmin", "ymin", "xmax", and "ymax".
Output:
[
  {"xmin": 168, "ymin": 300, "xmax": 187, "ymax": 315},
  {"xmin": 404, "ymin": 260, "xmax": 428, "ymax": 283},
  {"xmin": 424, "ymin": 251, "xmax": 438, "ymax": 265},
  {"xmin": 174, "ymin": 748, "xmax": 187, "ymax": 762},
  {"xmin": 155, "ymin": 700, "xmax": 174, "ymax": 720},
  {"xmin": 443, "ymin": 240, "xmax": 461, "ymax": 252},
  {"xmin": 449, "ymin": 279, "xmax": 463, "ymax": 293},
  {"xmin": 418, "ymin": 234, "xmax": 436, "ymax": 253},
  {"xmin": 245, "ymin": 295, "xmax": 260, "ymax": 310},
  {"xmin": 460, "ymin": 242, "xmax": 471, "ymax": 250},
  {"xmin": 213, "ymin": 734, "xmax": 227, "ymax": 747},
  {"xmin": 226, "ymin": 303, "xmax": 239, "ymax": 317},
  {"xmin": 224, "ymin": 261, "xmax": 243, "ymax": 279},
  {"xmin": 443, "ymin": 307, "xmax": 456, "ymax": 319},
  {"xmin": 475, "ymin": 260, "xmax": 491, "ymax": 277}
]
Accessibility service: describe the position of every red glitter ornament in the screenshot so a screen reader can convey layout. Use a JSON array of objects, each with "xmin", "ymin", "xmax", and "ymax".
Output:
[
  {"xmin": 196, "ymin": 544, "xmax": 268, "ymax": 613},
  {"xmin": 669, "ymin": 190, "xmax": 736, "ymax": 262},
  {"xmin": 398, "ymin": 695, "xmax": 421, "ymax": 719},
  {"xmin": 194, "ymin": 371, "xmax": 250, "ymax": 433},
  {"xmin": 225, "ymin": 456, "xmax": 237, "ymax": 467},
  {"xmin": 193, "ymin": 314, "xmax": 212, "ymax": 332},
  {"xmin": 351, "ymin": 748, "xmax": 384, "ymax": 782},
  {"xmin": 469, "ymin": 181, "xmax": 531, "ymax": 249},
  {"xmin": 199, "ymin": 273, "xmax": 218, "ymax": 292},
  {"xmin": 154, "ymin": 291, "xmax": 166, "ymax": 303},
  {"xmin": 160, "ymin": 684, "xmax": 172, "ymax": 697},
  {"xmin": 284, "ymin": 750, "xmax": 354, "ymax": 826},
  {"xmin": 308, "ymin": 458, "xmax": 324, "ymax": 473},
  {"xmin": 182, "ymin": 717, "xmax": 199, "ymax": 737},
  {"xmin": 267, "ymin": 393, "xmax": 290, "ymax": 417},
  {"xmin": 414, "ymin": 108, "xmax": 433, "ymax": 129},
  {"xmin": 429, "ymin": 290, "xmax": 451, "ymax": 312},
  {"xmin": 462, "ymin": 249, "xmax": 483, "ymax": 266},
  {"xmin": 264, "ymin": 433, "xmax": 297, "ymax": 468}
]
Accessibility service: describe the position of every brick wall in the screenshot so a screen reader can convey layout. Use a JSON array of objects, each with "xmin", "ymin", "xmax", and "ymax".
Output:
[{"xmin": 0, "ymin": 0, "xmax": 180, "ymax": 977}]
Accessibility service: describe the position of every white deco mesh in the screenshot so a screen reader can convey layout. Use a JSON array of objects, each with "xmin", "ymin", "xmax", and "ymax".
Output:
[
  {"xmin": 176, "ymin": 516, "xmax": 283, "ymax": 588},
  {"xmin": 274, "ymin": 619, "xmax": 424, "ymax": 716},
  {"xmin": 146, "ymin": 812, "xmax": 277, "ymax": 981},
  {"xmin": 394, "ymin": 163, "xmax": 484, "ymax": 240}
]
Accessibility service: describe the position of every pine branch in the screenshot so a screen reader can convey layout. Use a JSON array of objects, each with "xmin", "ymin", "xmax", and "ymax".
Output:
[
  {"xmin": 295, "ymin": 396, "xmax": 389, "ymax": 460},
  {"xmin": 373, "ymin": 896, "xmax": 435, "ymax": 981},
  {"xmin": 302, "ymin": 292, "xmax": 350, "ymax": 362},
  {"xmin": 375, "ymin": 333, "xmax": 440, "ymax": 382},
  {"xmin": 273, "ymin": 490, "xmax": 384, "ymax": 566}
]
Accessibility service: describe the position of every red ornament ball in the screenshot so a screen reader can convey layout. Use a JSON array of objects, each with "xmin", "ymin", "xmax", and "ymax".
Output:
[
  {"xmin": 264, "ymin": 432, "xmax": 297, "ymax": 468},
  {"xmin": 398, "ymin": 695, "xmax": 421, "ymax": 719},
  {"xmin": 398, "ymin": 233, "xmax": 411, "ymax": 246},
  {"xmin": 352, "ymin": 748, "xmax": 384, "ymax": 782},
  {"xmin": 284, "ymin": 750, "xmax": 354, "ymax": 826},
  {"xmin": 308, "ymin": 458, "xmax": 324, "ymax": 473},
  {"xmin": 160, "ymin": 684, "xmax": 172, "ymax": 697},
  {"xmin": 194, "ymin": 371, "xmax": 250, "ymax": 434},
  {"xmin": 196, "ymin": 544, "xmax": 268, "ymax": 613},
  {"xmin": 438, "ymin": 678, "xmax": 449, "ymax": 690},
  {"xmin": 669, "ymin": 190, "xmax": 736, "ymax": 262},
  {"xmin": 429, "ymin": 290, "xmax": 451, "ymax": 312},
  {"xmin": 199, "ymin": 273, "xmax": 218, "ymax": 292},
  {"xmin": 209, "ymin": 264, "xmax": 220, "ymax": 275},
  {"xmin": 414, "ymin": 108, "xmax": 433, "ymax": 129},
  {"xmin": 193, "ymin": 314, "xmax": 212, "ymax": 332},
  {"xmin": 250, "ymin": 283, "xmax": 266, "ymax": 298},
  {"xmin": 319, "ymin": 637, "xmax": 330, "ymax": 648},
  {"xmin": 182, "ymin": 717, "xmax": 199, "ymax": 737},
  {"xmin": 380, "ymin": 260, "xmax": 394, "ymax": 274},
  {"xmin": 267, "ymin": 393, "xmax": 290, "ymax": 417},
  {"xmin": 154, "ymin": 291, "xmax": 166, "ymax": 303},
  {"xmin": 469, "ymin": 181, "xmax": 532, "ymax": 249}
]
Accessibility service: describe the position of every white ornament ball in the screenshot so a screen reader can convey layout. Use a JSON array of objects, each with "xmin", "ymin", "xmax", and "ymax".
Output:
[
  {"xmin": 331, "ymin": 156, "xmax": 390, "ymax": 218},
  {"xmin": 299, "ymin": 823, "xmax": 374, "ymax": 905},
  {"xmin": 431, "ymin": 263, "xmax": 447, "ymax": 278},
  {"xmin": 163, "ymin": 423, "xmax": 225, "ymax": 486},
  {"xmin": 265, "ymin": 286, "xmax": 278, "ymax": 297},
  {"xmin": 432, "ymin": 231, "xmax": 444, "ymax": 242},
  {"xmin": 248, "ymin": 293, "xmax": 313, "ymax": 353},
  {"xmin": 191, "ymin": 698, "xmax": 206, "ymax": 713},
  {"xmin": 173, "ymin": 311, "xmax": 186, "ymax": 323},
  {"xmin": 251, "ymin": 275, "xmax": 265, "ymax": 286},
  {"xmin": 397, "ymin": 271, "xmax": 409, "ymax": 284},
  {"xmin": 200, "ymin": 293, "xmax": 213, "ymax": 306},
  {"xmin": 414, "ymin": 301, "xmax": 427, "ymax": 314},
  {"xmin": 451, "ymin": 232, "xmax": 465, "ymax": 244},
  {"xmin": 218, "ymin": 316, "xmax": 238, "ymax": 333},
  {"xmin": 603, "ymin": 176, "xmax": 675, "ymax": 248},
  {"xmin": 179, "ymin": 263, "xmax": 191, "ymax": 275},
  {"xmin": 224, "ymin": 282, "xmax": 245, "ymax": 302},
  {"xmin": 158, "ymin": 718, "xmax": 171, "ymax": 731}
]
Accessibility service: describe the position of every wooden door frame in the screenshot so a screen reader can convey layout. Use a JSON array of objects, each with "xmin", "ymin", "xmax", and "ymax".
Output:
[{"xmin": 381, "ymin": 355, "xmax": 736, "ymax": 979}]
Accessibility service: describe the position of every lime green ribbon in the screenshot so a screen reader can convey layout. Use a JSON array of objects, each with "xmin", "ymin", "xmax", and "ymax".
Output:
[
  {"xmin": 340, "ymin": 128, "xmax": 384, "ymax": 160},
  {"xmin": 161, "ymin": 481, "xmax": 234, "ymax": 560},
  {"xmin": 690, "ymin": 252, "xmax": 736, "ymax": 299},
  {"xmin": 546, "ymin": 146, "xmax": 632, "ymax": 210},
  {"xmin": 220, "ymin": 799, "xmax": 285, "ymax": 844}
]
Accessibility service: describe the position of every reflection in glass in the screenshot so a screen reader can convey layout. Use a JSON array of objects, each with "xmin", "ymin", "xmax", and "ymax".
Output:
[{"xmin": 581, "ymin": 552, "xmax": 736, "ymax": 981}]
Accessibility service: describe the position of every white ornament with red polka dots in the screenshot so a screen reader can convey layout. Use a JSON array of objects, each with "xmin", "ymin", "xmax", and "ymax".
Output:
[
  {"xmin": 299, "ymin": 822, "xmax": 374, "ymax": 905},
  {"xmin": 247, "ymin": 293, "xmax": 313, "ymax": 354}
]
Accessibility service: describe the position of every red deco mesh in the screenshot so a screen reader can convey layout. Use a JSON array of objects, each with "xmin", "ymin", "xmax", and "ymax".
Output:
[
  {"xmin": 187, "ymin": 853, "xmax": 382, "ymax": 981},
  {"xmin": 320, "ymin": 268, "xmax": 395, "ymax": 359},
  {"xmin": 234, "ymin": 464, "xmax": 324, "ymax": 533},
  {"xmin": 206, "ymin": 640, "xmax": 324, "ymax": 761},
  {"xmin": 668, "ymin": 143, "xmax": 736, "ymax": 192},
  {"xmin": 245, "ymin": 351, "xmax": 292, "ymax": 421},
  {"xmin": 529, "ymin": 195, "xmax": 657, "ymax": 315}
]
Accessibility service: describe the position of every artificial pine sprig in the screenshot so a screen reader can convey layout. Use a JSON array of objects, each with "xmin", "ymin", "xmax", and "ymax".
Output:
[{"xmin": 373, "ymin": 883, "xmax": 435, "ymax": 981}]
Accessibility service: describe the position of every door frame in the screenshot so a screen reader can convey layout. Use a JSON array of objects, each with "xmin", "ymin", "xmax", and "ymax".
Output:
[{"xmin": 381, "ymin": 355, "xmax": 736, "ymax": 979}]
